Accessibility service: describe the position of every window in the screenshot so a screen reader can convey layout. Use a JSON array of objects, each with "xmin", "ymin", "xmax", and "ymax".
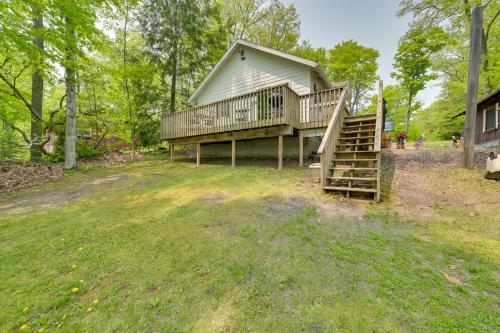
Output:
[{"xmin": 484, "ymin": 104, "xmax": 498, "ymax": 131}]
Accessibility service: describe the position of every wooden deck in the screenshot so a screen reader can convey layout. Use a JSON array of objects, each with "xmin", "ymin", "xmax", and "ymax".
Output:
[{"xmin": 160, "ymin": 83, "xmax": 347, "ymax": 141}]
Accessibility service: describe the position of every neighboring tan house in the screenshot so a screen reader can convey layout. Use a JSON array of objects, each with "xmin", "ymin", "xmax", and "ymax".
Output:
[
  {"xmin": 475, "ymin": 89, "xmax": 499, "ymax": 150},
  {"xmin": 161, "ymin": 39, "xmax": 385, "ymax": 201}
]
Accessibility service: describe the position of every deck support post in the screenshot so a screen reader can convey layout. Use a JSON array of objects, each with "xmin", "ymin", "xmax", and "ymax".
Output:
[
  {"xmin": 196, "ymin": 143, "xmax": 200, "ymax": 166},
  {"xmin": 231, "ymin": 139, "xmax": 236, "ymax": 167},
  {"xmin": 170, "ymin": 144, "xmax": 174, "ymax": 162},
  {"xmin": 299, "ymin": 131, "xmax": 304, "ymax": 167},
  {"xmin": 278, "ymin": 135, "xmax": 283, "ymax": 170}
]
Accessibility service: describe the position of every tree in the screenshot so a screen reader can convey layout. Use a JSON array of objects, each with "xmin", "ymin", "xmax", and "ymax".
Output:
[
  {"xmin": 223, "ymin": 0, "xmax": 300, "ymax": 52},
  {"xmin": 0, "ymin": 0, "xmax": 49, "ymax": 159},
  {"xmin": 327, "ymin": 40, "xmax": 379, "ymax": 113},
  {"xmin": 391, "ymin": 27, "xmax": 445, "ymax": 134},
  {"xmin": 30, "ymin": 3, "xmax": 44, "ymax": 162},
  {"xmin": 48, "ymin": 0, "xmax": 119, "ymax": 168},
  {"xmin": 293, "ymin": 40, "xmax": 327, "ymax": 65},
  {"xmin": 139, "ymin": 0, "xmax": 226, "ymax": 114},
  {"xmin": 398, "ymin": 0, "xmax": 500, "ymax": 92}
]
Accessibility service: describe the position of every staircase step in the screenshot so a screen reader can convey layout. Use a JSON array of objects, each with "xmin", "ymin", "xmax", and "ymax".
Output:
[
  {"xmin": 344, "ymin": 117, "xmax": 376, "ymax": 124},
  {"xmin": 323, "ymin": 186, "xmax": 377, "ymax": 193},
  {"xmin": 338, "ymin": 136, "xmax": 374, "ymax": 140},
  {"xmin": 330, "ymin": 167, "xmax": 377, "ymax": 171},
  {"xmin": 333, "ymin": 159, "xmax": 377, "ymax": 162},
  {"xmin": 341, "ymin": 129, "xmax": 375, "ymax": 134},
  {"xmin": 327, "ymin": 176, "xmax": 377, "ymax": 181},
  {"xmin": 343, "ymin": 125, "xmax": 376, "ymax": 130},
  {"xmin": 337, "ymin": 143, "xmax": 374, "ymax": 146}
]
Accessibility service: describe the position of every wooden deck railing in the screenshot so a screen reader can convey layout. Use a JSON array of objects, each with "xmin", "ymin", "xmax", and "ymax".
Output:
[
  {"xmin": 161, "ymin": 84, "xmax": 300, "ymax": 139},
  {"xmin": 298, "ymin": 86, "xmax": 345, "ymax": 129},
  {"xmin": 317, "ymin": 87, "xmax": 351, "ymax": 187},
  {"xmin": 160, "ymin": 83, "xmax": 348, "ymax": 140}
]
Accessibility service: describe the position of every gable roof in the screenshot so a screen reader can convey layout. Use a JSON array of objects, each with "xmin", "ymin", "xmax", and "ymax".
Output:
[{"xmin": 189, "ymin": 39, "xmax": 332, "ymax": 104}]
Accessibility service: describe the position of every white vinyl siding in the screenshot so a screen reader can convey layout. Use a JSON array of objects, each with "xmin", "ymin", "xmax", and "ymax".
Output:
[{"xmin": 195, "ymin": 47, "xmax": 312, "ymax": 105}]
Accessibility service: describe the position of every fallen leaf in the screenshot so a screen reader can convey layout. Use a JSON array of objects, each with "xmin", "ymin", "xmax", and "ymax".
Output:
[{"xmin": 442, "ymin": 272, "xmax": 463, "ymax": 285}]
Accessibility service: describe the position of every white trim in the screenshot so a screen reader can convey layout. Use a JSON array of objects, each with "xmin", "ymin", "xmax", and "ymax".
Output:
[
  {"xmin": 483, "ymin": 102, "xmax": 499, "ymax": 132},
  {"xmin": 189, "ymin": 39, "xmax": 332, "ymax": 104}
]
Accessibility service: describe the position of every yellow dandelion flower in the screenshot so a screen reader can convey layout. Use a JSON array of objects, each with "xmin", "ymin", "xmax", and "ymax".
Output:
[
  {"xmin": 71, "ymin": 287, "xmax": 79, "ymax": 293},
  {"xmin": 38, "ymin": 328, "xmax": 45, "ymax": 333},
  {"xmin": 86, "ymin": 307, "xmax": 93, "ymax": 313},
  {"xmin": 93, "ymin": 299, "xmax": 99, "ymax": 305}
]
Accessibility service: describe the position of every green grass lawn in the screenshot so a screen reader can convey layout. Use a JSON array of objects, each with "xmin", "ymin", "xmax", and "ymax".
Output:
[{"xmin": 0, "ymin": 159, "xmax": 498, "ymax": 332}]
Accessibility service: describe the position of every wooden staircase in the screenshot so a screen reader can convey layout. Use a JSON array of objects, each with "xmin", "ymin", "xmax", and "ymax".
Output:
[
  {"xmin": 323, "ymin": 114, "xmax": 380, "ymax": 200},
  {"xmin": 317, "ymin": 81, "xmax": 385, "ymax": 202}
]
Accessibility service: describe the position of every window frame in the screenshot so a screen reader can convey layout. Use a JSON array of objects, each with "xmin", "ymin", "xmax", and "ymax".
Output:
[{"xmin": 483, "ymin": 102, "xmax": 499, "ymax": 132}]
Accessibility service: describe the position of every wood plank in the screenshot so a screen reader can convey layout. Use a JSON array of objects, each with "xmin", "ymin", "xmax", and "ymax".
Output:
[
  {"xmin": 166, "ymin": 125, "xmax": 294, "ymax": 145},
  {"xmin": 323, "ymin": 186, "xmax": 377, "ymax": 193},
  {"xmin": 299, "ymin": 131, "xmax": 304, "ymax": 167},
  {"xmin": 196, "ymin": 143, "xmax": 200, "ymax": 166},
  {"xmin": 278, "ymin": 135, "xmax": 283, "ymax": 170},
  {"xmin": 327, "ymin": 176, "xmax": 377, "ymax": 181},
  {"xmin": 231, "ymin": 139, "xmax": 236, "ymax": 167}
]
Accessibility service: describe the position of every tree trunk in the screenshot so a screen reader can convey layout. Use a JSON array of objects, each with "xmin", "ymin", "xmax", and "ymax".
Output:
[
  {"xmin": 169, "ymin": 0, "xmax": 179, "ymax": 114},
  {"xmin": 64, "ymin": 17, "xmax": 77, "ymax": 169},
  {"xmin": 169, "ymin": 41, "xmax": 178, "ymax": 114},
  {"xmin": 481, "ymin": 28, "xmax": 491, "ymax": 92},
  {"xmin": 30, "ymin": 6, "xmax": 44, "ymax": 162},
  {"xmin": 122, "ymin": 3, "xmax": 135, "ymax": 156},
  {"xmin": 405, "ymin": 91, "xmax": 413, "ymax": 135},
  {"xmin": 464, "ymin": 6, "xmax": 484, "ymax": 169}
]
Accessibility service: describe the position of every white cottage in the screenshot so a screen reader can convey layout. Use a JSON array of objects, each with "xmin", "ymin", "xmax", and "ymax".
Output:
[
  {"xmin": 189, "ymin": 39, "xmax": 332, "ymax": 105},
  {"xmin": 161, "ymin": 39, "xmax": 385, "ymax": 201}
]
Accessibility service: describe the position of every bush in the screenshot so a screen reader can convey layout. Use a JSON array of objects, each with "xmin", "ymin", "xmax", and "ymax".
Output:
[{"xmin": 76, "ymin": 140, "xmax": 104, "ymax": 159}]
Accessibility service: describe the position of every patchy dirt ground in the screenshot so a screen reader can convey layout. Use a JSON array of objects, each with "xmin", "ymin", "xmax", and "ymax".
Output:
[
  {"xmin": 1, "ymin": 149, "xmax": 498, "ymax": 224},
  {"xmin": 382, "ymin": 149, "xmax": 499, "ymax": 221},
  {"xmin": 0, "ymin": 174, "xmax": 130, "ymax": 216}
]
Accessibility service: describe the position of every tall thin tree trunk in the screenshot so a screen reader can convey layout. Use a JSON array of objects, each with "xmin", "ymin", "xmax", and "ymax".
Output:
[
  {"xmin": 405, "ymin": 92, "xmax": 413, "ymax": 135},
  {"xmin": 481, "ymin": 29, "xmax": 491, "ymax": 92},
  {"xmin": 464, "ymin": 6, "xmax": 484, "ymax": 169},
  {"xmin": 170, "ymin": 45, "xmax": 177, "ymax": 114},
  {"xmin": 122, "ymin": 3, "xmax": 135, "ymax": 156},
  {"xmin": 30, "ymin": 5, "xmax": 44, "ymax": 161},
  {"xmin": 64, "ymin": 16, "xmax": 77, "ymax": 169},
  {"xmin": 169, "ymin": 0, "xmax": 178, "ymax": 114}
]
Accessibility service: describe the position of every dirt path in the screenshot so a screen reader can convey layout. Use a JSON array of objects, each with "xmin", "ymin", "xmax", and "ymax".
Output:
[
  {"xmin": 0, "ymin": 174, "xmax": 130, "ymax": 217},
  {"xmin": 382, "ymin": 149, "xmax": 499, "ymax": 220}
]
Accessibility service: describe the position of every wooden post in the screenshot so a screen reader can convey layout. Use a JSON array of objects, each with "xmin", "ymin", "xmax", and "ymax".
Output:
[
  {"xmin": 196, "ymin": 143, "xmax": 200, "ymax": 166},
  {"xmin": 464, "ymin": 6, "xmax": 484, "ymax": 169},
  {"xmin": 170, "ymin": 144, "xmax": 174, "ymax": 162},
  {"xmin": 299, "ymin": 131, "xmax": 304, "ymax": 167},
  {"xmin": 278, "ymin": 135, "xmax": 283, "ymax": 170},
  {"xmin": 231, "ymin": 139, "xmax": 236, "ymax": 167}
]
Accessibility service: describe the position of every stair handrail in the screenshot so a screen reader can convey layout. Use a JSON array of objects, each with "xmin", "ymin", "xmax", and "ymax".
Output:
[
  {"xmin": 317, "ymin": 85, "xmax": 350, "ymax": 187},
  {"xmin": 374, "ymin": 80, "xmax": 384, "ymax": 152}
]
